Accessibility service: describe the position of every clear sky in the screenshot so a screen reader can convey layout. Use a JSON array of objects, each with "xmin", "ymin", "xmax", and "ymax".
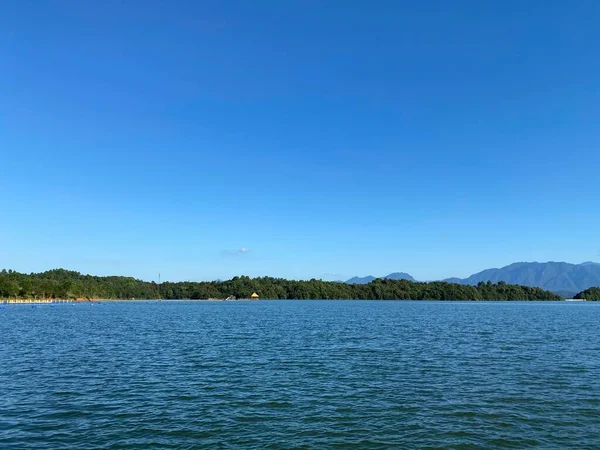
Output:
[{"xmin": 1, "ymin": 0, "xmax": 599, "ymax": 282}]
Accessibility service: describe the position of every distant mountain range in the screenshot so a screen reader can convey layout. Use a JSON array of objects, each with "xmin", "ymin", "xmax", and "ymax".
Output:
[
  {"xmin": 445, "ymin": 261, "xmax": 600, "ymax": 296},
  {"xmin": 346, "ymin": 262, "xmax": 600, "ymax": 296},
  {"xmin": 346, "ymin": 272, "xmax": 415, "ymax": 284}
]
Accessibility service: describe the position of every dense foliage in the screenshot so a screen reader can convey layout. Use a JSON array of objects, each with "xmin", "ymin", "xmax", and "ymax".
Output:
[
  {"xmin": 0, "ymin": 269, "xmax": 563, "ymax": 301},
  {"xmin": 574, "ymin": 287, "xmax": 600, "ymax": 300}
]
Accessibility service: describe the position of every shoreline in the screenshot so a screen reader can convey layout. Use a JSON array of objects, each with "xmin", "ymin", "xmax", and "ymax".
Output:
[
  {"xmin": 0, "ymin": 298, "xmax": 259, "ymax": 304},
  {"xmin": 1, "ymin": 298, "xmax": 587, "ymax": 304}
]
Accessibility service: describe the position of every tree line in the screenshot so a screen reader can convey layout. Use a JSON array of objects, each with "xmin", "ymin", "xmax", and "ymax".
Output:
[
  {"xmin": 574, "ymin": 287, "xmax": 600, "ymax": 300},
  {"xmin": 0, "ymin": 268, "xmax": 565, "ymax": 301}
]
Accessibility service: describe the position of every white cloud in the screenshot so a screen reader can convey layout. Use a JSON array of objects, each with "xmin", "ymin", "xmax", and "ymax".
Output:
[{"xmin": 222, "ymin": 247, "xmax": 252, "ymax": 257}]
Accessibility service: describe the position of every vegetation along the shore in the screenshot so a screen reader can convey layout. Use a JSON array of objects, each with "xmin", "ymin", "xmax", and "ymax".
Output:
[
  {"xmin": 0, "ymin": 269, "xmax": 568, "ymax": 301},
  {"xmin": 574, "ymin": 287, "xmax": 600, "ymax": 301}
]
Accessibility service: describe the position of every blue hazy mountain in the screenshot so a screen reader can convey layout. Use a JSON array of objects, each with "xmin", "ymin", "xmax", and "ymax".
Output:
[
  {"xmin": 345, "ymin": 262, "xmax": 600, "ymax": 295},
  {"xmin": 442, "ymin": 277, "xmax": 463, "ymax": 284},
  {"xmin": 445, "ymin": 261, "xmax": 600, "ymax": 294},
  {"xmin": 346, "ymin": 275, "xmax": 376, "ymax": 284},
  {"xmin": 346, "ymin": 272, "xmax": 415, "ymax": 284}
]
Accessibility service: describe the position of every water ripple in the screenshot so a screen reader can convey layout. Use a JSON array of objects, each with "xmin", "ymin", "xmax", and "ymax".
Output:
[{"xmin": 1, "ymin": 301, "xmax": 600, "ymax": 449}]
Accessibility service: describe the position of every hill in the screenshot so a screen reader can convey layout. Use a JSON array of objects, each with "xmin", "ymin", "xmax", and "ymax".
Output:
[
  {"xmin": 346, "ymin": 272, "xmax": 415, "ymax": 284},
  {"xmin": 346, "ymin": 275, "xmax": 376, "ymax": 284},
  {"xmin": 574, "ymin": 287, "xmax": 600, "ymax": 300}
]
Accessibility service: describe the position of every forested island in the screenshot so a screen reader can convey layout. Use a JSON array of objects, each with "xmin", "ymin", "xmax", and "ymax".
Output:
[
  {"xmin": 574, "ymin": 287, "xmax": 600, "ymax": 301},
  {"xmin": 0, "ymin": 269, "xmax": 569, "ymax": 301}
]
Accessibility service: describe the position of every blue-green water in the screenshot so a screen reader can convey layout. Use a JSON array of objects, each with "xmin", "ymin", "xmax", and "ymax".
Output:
[{"xmin": 1, "ymin": 301, "xmax": 600, "ymax": 449}]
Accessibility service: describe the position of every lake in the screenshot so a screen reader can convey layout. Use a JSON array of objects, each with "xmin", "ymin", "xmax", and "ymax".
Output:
[{"xmin": 1, "ymin": 300, "xmax": 600, "ymax": 449}]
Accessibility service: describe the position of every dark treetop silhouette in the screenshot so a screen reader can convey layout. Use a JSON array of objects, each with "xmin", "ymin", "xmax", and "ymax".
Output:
[{"xmin": 0, "ymin": 269, "xmax": 564, "ymax": 301}]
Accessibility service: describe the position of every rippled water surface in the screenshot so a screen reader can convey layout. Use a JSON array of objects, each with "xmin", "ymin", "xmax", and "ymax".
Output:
[{"xmin": 2, "ymin": 301, "xmax": 600, "ymax": 449}]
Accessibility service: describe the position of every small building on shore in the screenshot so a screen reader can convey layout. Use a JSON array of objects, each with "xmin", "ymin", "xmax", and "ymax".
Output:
[{"xmin": 250, "ymin": 292, "xmax": 259, "ymax": 300}]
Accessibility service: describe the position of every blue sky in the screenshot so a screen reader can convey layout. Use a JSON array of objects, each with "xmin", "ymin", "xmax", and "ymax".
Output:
[{"xmin": 1, "ymin": 0, "xmax": 599, "ymax": 282}]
